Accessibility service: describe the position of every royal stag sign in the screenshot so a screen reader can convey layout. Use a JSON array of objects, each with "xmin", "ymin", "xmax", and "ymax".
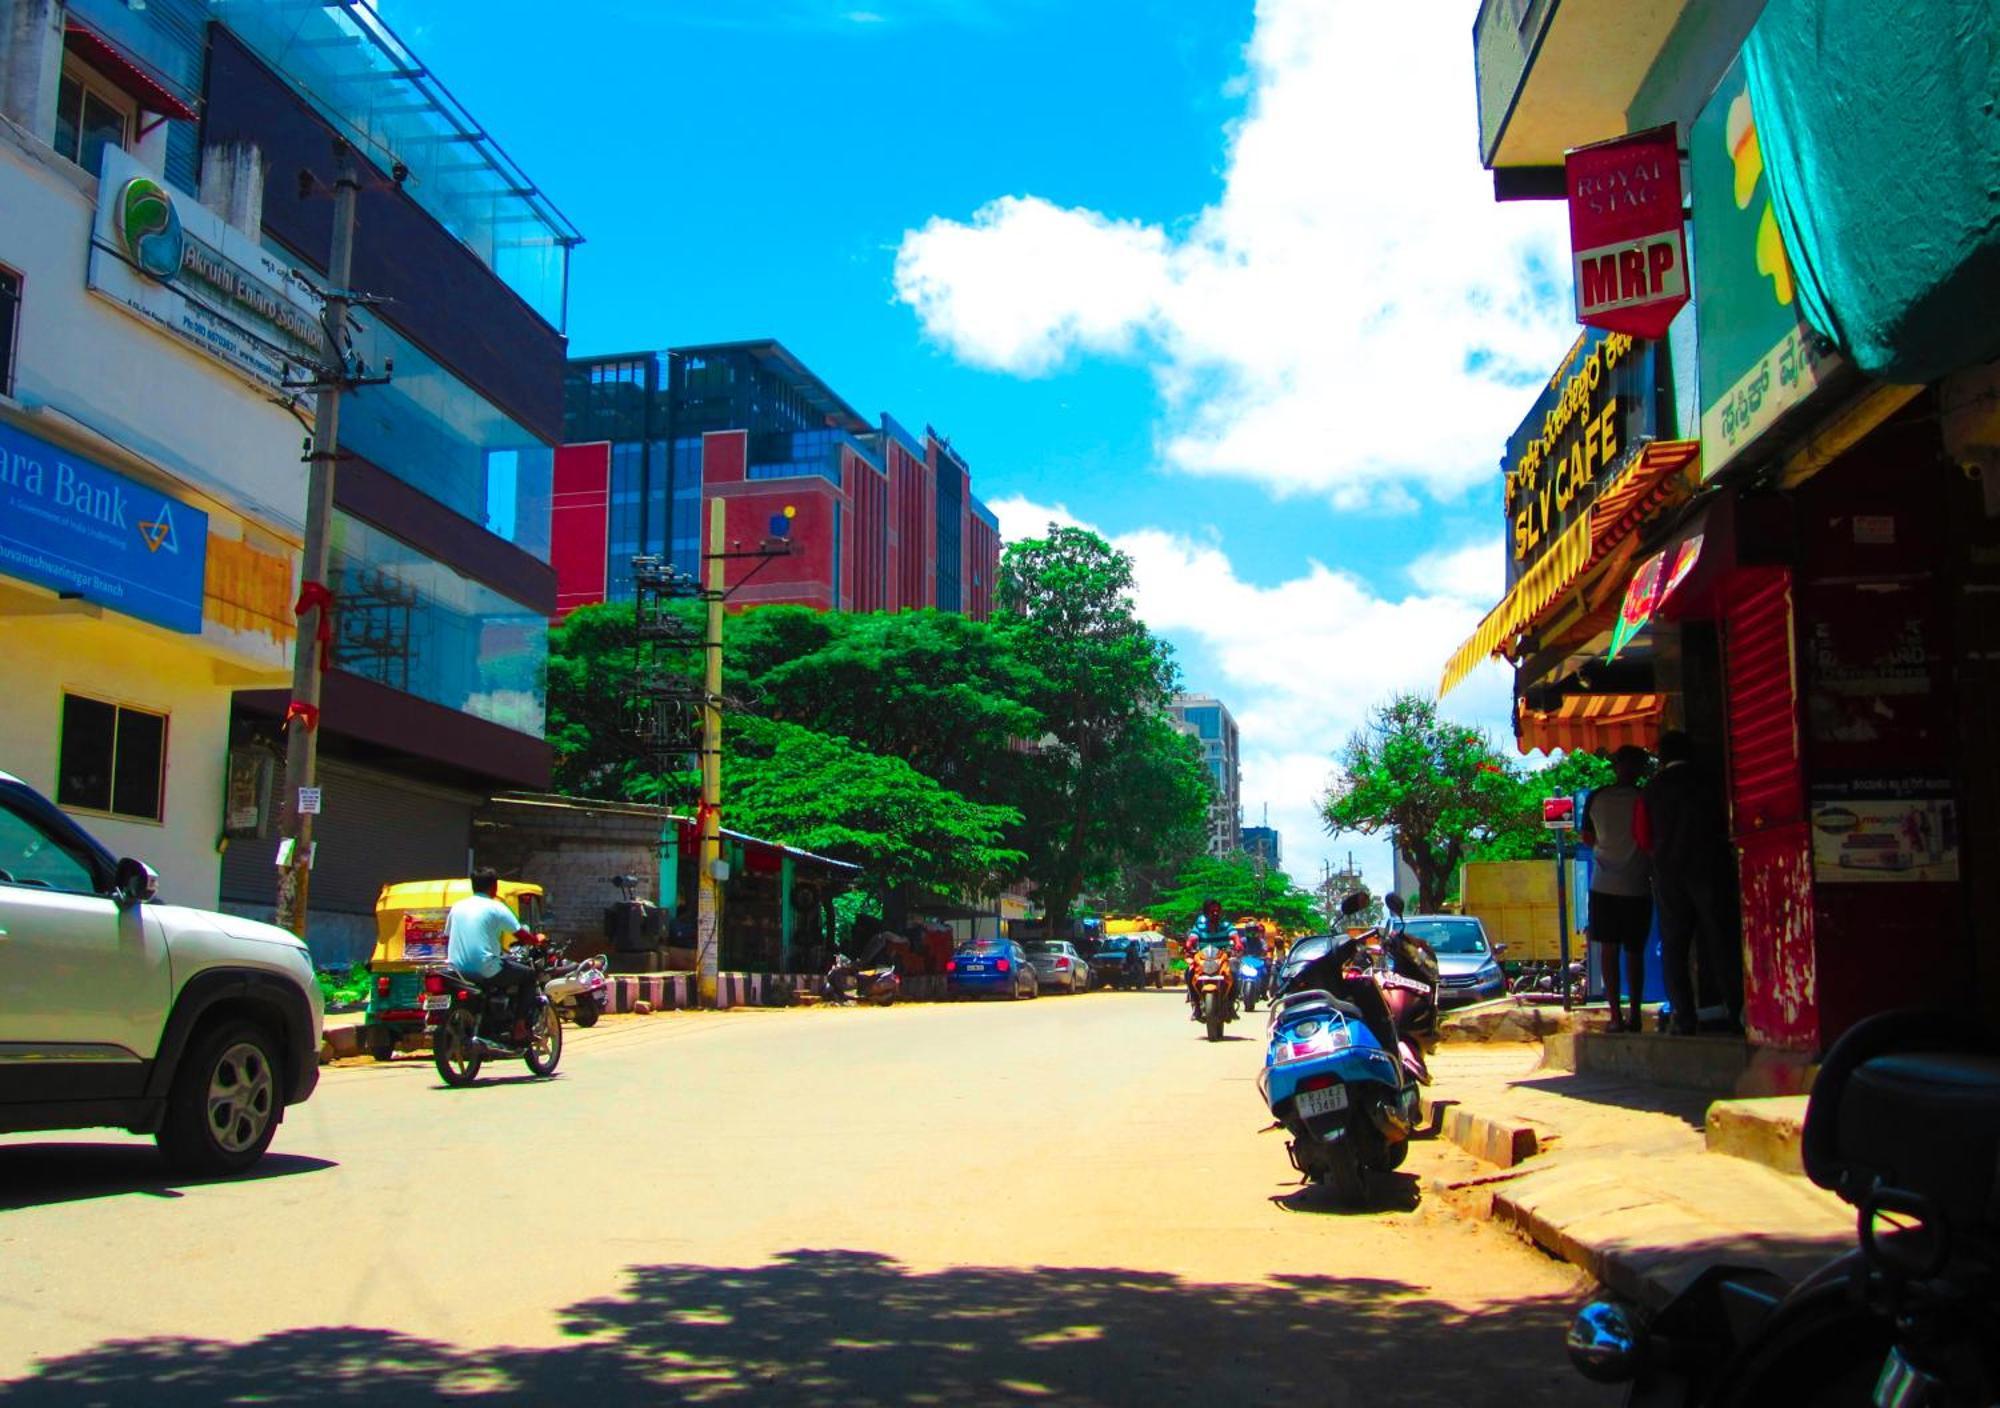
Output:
[{"xmin": 1566, "ymin": 125, "xmax": 1690, "ymax": 340}]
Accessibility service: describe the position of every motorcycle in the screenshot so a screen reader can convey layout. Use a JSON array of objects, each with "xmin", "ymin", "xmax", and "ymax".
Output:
[
  {"xmin": 1188, "ymin": 942, "xmax": 1238, "ymax": 1041},
  {"xmin": 1260, "ymin": 924, "xmax": 1423, "ymax": 1203},
  {"xmin": 1238, "ymin": 952, "xmax": 1269, "ymax": 1012},
  {"xmin": 823, "ymin": 956, "xmax": 901, "ymax": 1006},
  {"xmin": 1566, "ymin": 1008, "xmax": 2000, "ymax": 1405},
  {"xmin": 1375, "ymin": 927, "xmax": 1441, "ymax": 1085},
  {"xmin": 542, "ymin": 946, "xmax": 609, "ymax": 1028},
  {"xmin": 422, "ymin": 947, "xmax": 564, "ymax": 1087}
]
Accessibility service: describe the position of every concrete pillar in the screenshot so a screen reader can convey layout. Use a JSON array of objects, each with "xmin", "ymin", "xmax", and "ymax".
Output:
[
  {"xmin": 0, "ymin": 0, "xmax": 64, "ymax": 143},
  {"xmin": 200, "ymin": 141, "xmax": 266, "ymax": 240}
]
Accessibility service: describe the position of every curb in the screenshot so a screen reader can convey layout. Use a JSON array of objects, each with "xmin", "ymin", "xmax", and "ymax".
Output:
[
  {"xmin": 1704, "ymin": 1096, "xmax": 1808, "ymax": 1176},
  {"xmin": 1440, "ymin": 1104, "xmax": 1542, "ymax": 1168}
]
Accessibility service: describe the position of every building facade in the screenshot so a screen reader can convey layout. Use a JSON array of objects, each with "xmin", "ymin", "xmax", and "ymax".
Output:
[
  {"xmin": 1168, "ymin": 694, "xmax": 1241, "ymax": 856},
  {"xmin": 560, "ymin": 341, "xmax": 1000, "ymax": 619},
  {"xmin": 1445, "ymin": 0, "xmax": 2000, "ymax": 1054},
  {"xmin": 1242, "ymin": 826, "xmax": 1281, "ymax": 869},
  {"xmin": 0, "ymin": 0, "xmax": 580, "ymax": 963}
]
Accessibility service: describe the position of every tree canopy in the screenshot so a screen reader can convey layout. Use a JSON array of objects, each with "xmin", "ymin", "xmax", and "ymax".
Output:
[{"xmin": 1144, "ymin": 852, "xmax": 1321, "ymax": 935}]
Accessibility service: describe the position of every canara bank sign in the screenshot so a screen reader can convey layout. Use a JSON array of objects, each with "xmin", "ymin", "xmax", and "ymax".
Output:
[
  {"xmin": 1502, "ymin": 328, "xmax": 1665, "ymax": 587},
  {"xmin": 88, "ymin": 148, "xmax": 324, "ymax": 399},
  {"xmin": 0, "ymin": 419, "xmax": 208, "ymax": 633}
]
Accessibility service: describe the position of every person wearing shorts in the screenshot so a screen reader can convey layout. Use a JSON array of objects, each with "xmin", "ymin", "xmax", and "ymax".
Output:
[{"xmin": 1581, "ymin": 746, "xmax": 1653, "ymax": 1032}]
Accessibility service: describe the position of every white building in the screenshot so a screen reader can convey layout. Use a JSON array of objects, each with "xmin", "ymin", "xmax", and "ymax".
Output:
[
  {"xmin": 1167, "ymin": 693, "xmax": 1241, "ymax": 857},
  {"xmin": 1, "ymin": 3, "xmax": 307, "ymax": 905}
]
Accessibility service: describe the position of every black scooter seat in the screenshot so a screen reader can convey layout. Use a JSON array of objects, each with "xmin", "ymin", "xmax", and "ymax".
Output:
[{"xmin": 1834, "ymin": 1051, "xmax": 2000, "ymax": 1243}]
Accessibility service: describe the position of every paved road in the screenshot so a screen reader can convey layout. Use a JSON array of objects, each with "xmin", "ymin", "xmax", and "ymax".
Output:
[{"xmin": 0, "ymin": 991, "xmax": 1604, "ymax": 1405}]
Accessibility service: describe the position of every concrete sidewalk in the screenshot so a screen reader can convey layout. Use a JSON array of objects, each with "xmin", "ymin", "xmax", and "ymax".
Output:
[{"xmin": 1426, "ymin": 1044, "xmax": 1853, "ymax": 1311}]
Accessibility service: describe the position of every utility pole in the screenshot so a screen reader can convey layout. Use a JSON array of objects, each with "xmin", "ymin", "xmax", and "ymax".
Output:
[
  {"xmin": 274, "ymin": 140, "xmax": 378, "ymax": 939},
  {"xmin": 695, "ymin": 496, "xmax": 726, "ymax": 1006}
]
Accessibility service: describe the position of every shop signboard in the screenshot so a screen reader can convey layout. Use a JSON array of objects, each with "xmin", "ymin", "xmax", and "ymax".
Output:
[
  {"xmin": 1809, "ymin": 778, "xmax": 1958, "ymax": 885},
  {"xmin": 1503, "ymin": 327, "xmax": 1664, "ymax": 589},
  {"xmin": 1692, "ymin": 55, "xmax": 1839, "ymax": 479},
  {"xmin": 1566, "ymin": 125, "xmax": 1689, "ymax": 339},
  {"xmin": 86, "ymin": 146, "xmax": 324, "ymax": 403},
  {"xmin": 0, "ymin": 418, "xmax": 208, "ymax": 633}
]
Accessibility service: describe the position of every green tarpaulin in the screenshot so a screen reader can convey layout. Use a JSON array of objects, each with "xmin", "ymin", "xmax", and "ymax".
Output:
[{"xmin": 1745, "ymin": 0, "xmax": 2000, "ymax": 383}]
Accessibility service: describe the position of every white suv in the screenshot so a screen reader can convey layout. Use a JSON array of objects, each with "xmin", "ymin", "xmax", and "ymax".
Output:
[{"xmin": 0, "ymin": 771, "xmax": 322, "ymax": 1174}]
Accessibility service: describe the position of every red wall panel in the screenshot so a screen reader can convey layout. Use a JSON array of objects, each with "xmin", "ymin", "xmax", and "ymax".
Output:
[{"xmin": 551, "ymin": 442, "xmax": 610, "ymax": 618}]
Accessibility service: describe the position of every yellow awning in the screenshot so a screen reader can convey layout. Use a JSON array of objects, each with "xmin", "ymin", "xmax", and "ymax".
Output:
[{"xmin": 1437, "ymin": 439, "xmax": 1701, "ymax": 698}]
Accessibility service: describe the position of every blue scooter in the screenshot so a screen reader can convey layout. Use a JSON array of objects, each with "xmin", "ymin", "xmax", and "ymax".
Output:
[
  {"xmin": 1238, "ymin": 951, "xmax": 1268, "ymax": 1012},
  {"xmin": 1258, "ymin": 914, "xmax": 1423, "ymax": 1203}
]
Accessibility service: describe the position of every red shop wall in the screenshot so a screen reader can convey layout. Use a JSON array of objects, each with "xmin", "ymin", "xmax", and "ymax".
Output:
[{"xmin": 551, "ymin": 441, "xmax": 610, "ymax": 618}]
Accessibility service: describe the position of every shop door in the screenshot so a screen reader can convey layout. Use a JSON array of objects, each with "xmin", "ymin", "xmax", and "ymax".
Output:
[{"xmin": 1720, "ymin": 567, "xmax": 1818, "ymax": 1051}]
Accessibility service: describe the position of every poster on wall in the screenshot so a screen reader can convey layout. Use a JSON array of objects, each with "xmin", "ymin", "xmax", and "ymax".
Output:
[{"xmin": 1810, "ymin": 777, "xmax": 1959, "ymax": 884}]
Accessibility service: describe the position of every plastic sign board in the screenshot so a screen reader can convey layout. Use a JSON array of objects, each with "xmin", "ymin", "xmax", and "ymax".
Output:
[
  {"xmin": 0, "ymin": 418, "xmax": 208, "ymax": 632},
  {"xmin": 1542, "ymin": 796, "xmax": 1577, "ymax": 831},
  {"xmin": 1567, "ymin": 126, "xmax": 1689, "ymax": 340}
]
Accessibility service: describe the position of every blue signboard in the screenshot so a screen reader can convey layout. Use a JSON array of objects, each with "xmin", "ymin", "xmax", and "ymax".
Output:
[{"xmin": 0, "ymin": 420, "xmax": 208, "ymax": 633}]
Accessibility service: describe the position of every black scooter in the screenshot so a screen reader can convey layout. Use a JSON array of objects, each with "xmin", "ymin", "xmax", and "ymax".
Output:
[{"xmin": 1567, "ymin": 1009, "xmax": 2000, "ymax": 1405}]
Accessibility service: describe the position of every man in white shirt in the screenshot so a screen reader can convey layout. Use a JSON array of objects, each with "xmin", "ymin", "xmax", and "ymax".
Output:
[
  {"xmin": 1580, "ymin": 746, "xmax": 1653, "ymax": 1032},
  {"xmin": 447, "ymin": 867, "xmax": 535, "ymax": 1039}
]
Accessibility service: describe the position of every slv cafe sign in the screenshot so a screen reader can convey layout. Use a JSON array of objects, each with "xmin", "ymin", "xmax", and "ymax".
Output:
[
  {"xmin": 87, "ymin": 146, "xmax": 324, "ymax": 402},
  {"xmin": 1503, "ymin": 327, "xmax": 1664, "ymax": 588},
  {"xmin": 1566, "ymin": 125, "xmax": 1689, "ymax": 340}
]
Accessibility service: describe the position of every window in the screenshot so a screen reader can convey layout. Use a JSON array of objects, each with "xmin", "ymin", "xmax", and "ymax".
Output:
[
  {"xmin": 56, "ymin": 693, "xmax": 167, "ymax": 822},
  {"xmin": 0, "ymin": 266, "xmax": 19, "ymax": 398},
  {"xmin": 0, "ymin": 796, "xmax": 100, "ymax": 894},
  {"xmin": 53, "ymin": 62, "xmax": 133, "ymax": 176}
]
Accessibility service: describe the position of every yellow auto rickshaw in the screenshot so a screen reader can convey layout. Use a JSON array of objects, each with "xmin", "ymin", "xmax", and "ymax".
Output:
[{"xmin": 360, "ymin": 878, "xmax": 545, "ymax": 1062}]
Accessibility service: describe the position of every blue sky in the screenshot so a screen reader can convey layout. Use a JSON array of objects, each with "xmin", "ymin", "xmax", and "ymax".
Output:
[{"xmin": 388, "ymin": 0, "xmax": 1580, "ymax": 898}]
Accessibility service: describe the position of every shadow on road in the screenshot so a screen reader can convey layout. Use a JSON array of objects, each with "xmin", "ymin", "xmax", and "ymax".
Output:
[
  {"xmin": 0, "ymin": 1146, "xmax": 335, "ymax": 1212},
  {"xmin": 0, "ymin": 1248, "xmax": 1596, "ymax": 1406},
  {"xmin": 1270, "ymin": 1171, "xmax": 1423, "ymax": 1216}
]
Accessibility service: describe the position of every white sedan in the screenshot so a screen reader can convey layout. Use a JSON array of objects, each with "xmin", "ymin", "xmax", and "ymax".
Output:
[{"xmin": 1023, "ymin": 941, "xmax": 1092, "ymax": 994}]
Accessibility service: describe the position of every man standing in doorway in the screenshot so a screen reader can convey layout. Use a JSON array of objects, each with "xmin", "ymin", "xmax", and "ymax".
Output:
[
  {"xmin": 1581, "ymin": 746, "xmax": 1653, "ymax": 1033},
  {"xmin": 1641, "ymin": 730, "xmax": 1743, "ymax": 1034}
]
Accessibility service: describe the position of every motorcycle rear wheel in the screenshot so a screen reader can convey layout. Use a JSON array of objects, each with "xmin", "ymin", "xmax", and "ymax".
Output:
[
  {"xmin": 525, "ymin": 1004, "xmax": 563, "ymax": 1076},
  {"xmin": 1204, "ymin": 991, "xmax": 1224, "ymax": 1042},
  {"xmin": 434, "ymin": 1010, "xmax": 483, "ymax": 1087}
]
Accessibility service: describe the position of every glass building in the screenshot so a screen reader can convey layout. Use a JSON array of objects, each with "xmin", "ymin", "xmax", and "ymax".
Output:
[{"xmin": 1169, "ymin": 695, "xmax": 1243, "ymax": 857}]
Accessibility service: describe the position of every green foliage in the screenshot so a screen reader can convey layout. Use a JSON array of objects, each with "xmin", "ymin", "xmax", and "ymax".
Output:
[
  {"xmin": 316, "ymin": 968, "xmax": 372, "ymax": 1011},
  {"xmin": 998, "ymin": 525, "xmax": 1204, "ymax": 933},
  {"xmin": 1322, "ymin": 693, "xmax": 1520, "ymax": 913},
  {"xmin": 1144, "ymin": 852, "xmax": 1321, "ymax": 935},
  {"xmin": 1469, "ymin": 749, "xmax": 1617, "ymax": 863},
  {"xmin": 726, "ymin": 716, "xmax": 1024, "ymax": 901}
]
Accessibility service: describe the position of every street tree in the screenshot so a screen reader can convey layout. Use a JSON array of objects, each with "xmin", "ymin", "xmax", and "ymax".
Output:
[
  {"xmin": 998, "ymin": 526, "xmax": 1201, "ymax": 935},
  {"xmin": 545, "ymin": 601, "xmax": 649, "ymax": 799},
  {"xmin": 1320, "ymin": 692, "xmax": 1520, "ymax": 913},
  {"xmin": 725, "ymin": 716, "xmax": 1024, "ymax": 918},
  {"xmin": 1145, "ymin": 852, "xmax": 1321, "ymax": 935},
  {"xmin": 1471, "ymin": 749, "xmax": 1617, "ymax": 863}
]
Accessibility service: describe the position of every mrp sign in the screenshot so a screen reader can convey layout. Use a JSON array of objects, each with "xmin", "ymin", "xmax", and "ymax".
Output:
[
  {"xmin": 0, "ymin": 420, "xmax": 208, "ymax": 633},
  {"xmin": 1567, "ymin": 126, "xmax": 1689, "ymax": 340}
]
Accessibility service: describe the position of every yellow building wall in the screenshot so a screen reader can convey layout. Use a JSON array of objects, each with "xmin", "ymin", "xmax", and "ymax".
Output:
[{"xmin": 1, "ymin": 612, "xmax": 237, "ymax": 908}]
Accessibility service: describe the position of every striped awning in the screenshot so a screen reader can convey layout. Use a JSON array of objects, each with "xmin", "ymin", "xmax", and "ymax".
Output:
[
  {"xmin": 1515, "ymin": 692, "xmax": 1665, "ymax": 756},
  {"xmin": 1438, "ymin": 439, "xmax": 1700, "ymax": 697}
]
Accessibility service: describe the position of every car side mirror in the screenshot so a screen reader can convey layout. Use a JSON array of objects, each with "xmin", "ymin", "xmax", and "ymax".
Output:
[
  {"xmin": 1492, "ymin": 942, "xmax": 1510, "ymax": 956},
  {"xmin": 113, "ymin": 857, "xmax": 159, "ymax": 907}
]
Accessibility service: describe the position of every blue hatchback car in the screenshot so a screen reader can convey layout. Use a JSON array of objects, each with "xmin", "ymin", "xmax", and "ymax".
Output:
[{"xmin": 947, "ymin": 939, "xmax": 1039, "ymax": 1000}]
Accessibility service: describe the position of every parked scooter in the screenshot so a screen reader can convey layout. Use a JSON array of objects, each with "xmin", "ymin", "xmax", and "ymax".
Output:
[
  {"xmin": 823, "ymin": 956, "xmax": 901, "ymax": 1005},
  {"xmin": 1565, "ymin": 1008, "xmax": 2000, "ymax": 1404},
  {"xmin": 1256, "ymin": 920, "xmax": 1432, "ymax": 1208},
  {"xmin": 1375, "ymin": 927, "xmax": 1440, "ymax": 1084},
  {"xmin": 542, "ymin": 946, "xmax": 609, "ymax": 1028}
]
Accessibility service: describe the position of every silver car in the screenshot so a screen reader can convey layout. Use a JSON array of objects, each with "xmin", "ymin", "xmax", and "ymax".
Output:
[
  {"xmin": 1403, "ymin": 916, "xmax": 1507, "ymax": 1006},
  {"xmin": 1023, "ymin": 940, "xmax": 1092, "ymax": 994}
]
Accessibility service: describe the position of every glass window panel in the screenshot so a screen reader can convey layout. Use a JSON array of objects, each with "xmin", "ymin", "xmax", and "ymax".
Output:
[
  {"xmin": 329, "ymin": 511, "xmax": 548, "ymax": 739},
  {"xmin": 56, "ymin": 694, "xmax": 116, "ymax": 813},
  {"xmin": 0, "ymin": 800, "xmax": 98, "ymax": 894},
  {"xmin": 55, "ymin": 73, "xmax": 82, "ymax": 165},
  {"xmin": 80, "ymin": 88, "xmax": 126, "ymax": 178},
  {"xmin": 111, "ymin": 707, "xmax": 166, "ymax": 821},
  {"xmin": 337, "ymin": 314, "xmax": 553, "ymax": 560}
]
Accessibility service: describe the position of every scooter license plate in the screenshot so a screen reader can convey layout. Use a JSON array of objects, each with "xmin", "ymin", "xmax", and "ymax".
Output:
[
  {"xmin": 421, "ymin": 994, "xmax": 450, "ymax": 1011},
  {"xmin": 1296, "ymin": 1085, "xmax": 1349, "ymax": 1119}
]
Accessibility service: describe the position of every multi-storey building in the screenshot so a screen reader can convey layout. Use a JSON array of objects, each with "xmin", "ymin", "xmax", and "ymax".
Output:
[
  {"xmin": 0, "ymin": 0, "xmax": 579, "ymax": 962},
  {"xmin": 559, "ymin": 341, "xmax": 999, "ymax": 618},
  {"xmin": 1242, "ymin": 825, "xmax": 1281, "ymax": 869},
  {"xmin": 1168, "ymin": 694, "xmax": 1241, "ymax": 857}
]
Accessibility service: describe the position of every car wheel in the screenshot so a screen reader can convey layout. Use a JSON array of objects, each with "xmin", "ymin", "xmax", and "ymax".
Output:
[{"xmin": 156, "ymin": 1020, "xmax": 283, "ymax": 1176}]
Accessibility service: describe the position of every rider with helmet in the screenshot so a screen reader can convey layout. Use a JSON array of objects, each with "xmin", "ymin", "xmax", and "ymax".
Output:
[{"xmin": 1184, "ymin": 896, "xmax": 1242, "ymax": 1019}]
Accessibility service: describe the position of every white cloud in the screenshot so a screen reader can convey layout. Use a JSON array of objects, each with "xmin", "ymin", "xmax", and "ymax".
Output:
[
  {"xmin": 895, "ymin": 0, "xmax": 1576, "ymax": 509},
  {"xmin": 988, "ymin": 494, "xmax": 1517, "ymax": 896}
]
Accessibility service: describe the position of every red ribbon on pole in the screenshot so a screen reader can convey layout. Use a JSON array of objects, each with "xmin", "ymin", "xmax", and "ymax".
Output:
[
  {"xmin": 293, "ymin": 580, "xmax": 335, "ymax": 672},
  {"xmin": 283, "ymin": 700, "xmax": 321, "ymax": 731}
]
